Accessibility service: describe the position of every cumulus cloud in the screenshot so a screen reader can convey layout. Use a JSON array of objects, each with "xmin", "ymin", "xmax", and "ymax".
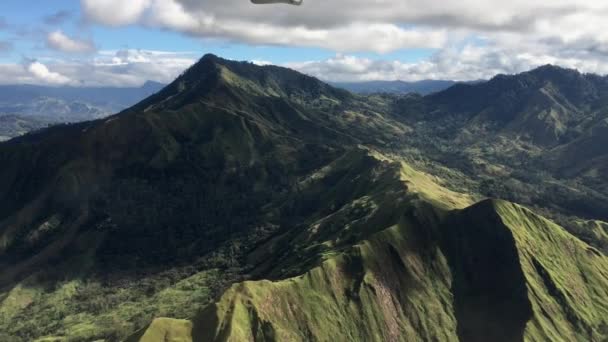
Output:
[
  {"xmin": 3, "ymin": 44, "xmax": 608, "ymax": 88},
  {"xmin": 82, "ymin": 49, "xmax": 197, "ymax": 86},
  {"xmin": 81, "ymin": 0, "xmax": 150, "ymax": 26},
  {"xmin": 72, "ymin": 1, "xmax": 608, "ymax": 82},
  {"xmin": 81, "ymin": 0, "xmax": 448, "ymax": 52},
  {"xmin": 11, "ymin": 0, "xmax": 608, "ymax": 85},
  {"xmin": 79, "ymin": 0, "xmax": 608, "ymax": 54},
  {"xmin": 26, "ymin": 61, "xmax": 72, "ymax": 85},
  {"xmin": 0, "ymin": 50, "xmax": 197, "ymax": 87},
  {"xmin": 286, "ymin": 45, "xmax": 608, "ymax": 82},
  {"xmin": 47, "ymin": 31, "xmax": 96, "ymax": 53}
]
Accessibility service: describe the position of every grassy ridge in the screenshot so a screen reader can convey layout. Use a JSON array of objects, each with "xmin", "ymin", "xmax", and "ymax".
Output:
[
  {"xmin": 170, "ymin": 200, "xmax": 608, "ymax": 342},
  {"xmin": 130, "ymin": 154, "xmax": 608, "ymax": 342}
]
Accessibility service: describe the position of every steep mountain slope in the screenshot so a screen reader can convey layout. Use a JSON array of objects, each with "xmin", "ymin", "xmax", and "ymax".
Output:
[{"xmin": 131, "ymin": 197, "xmax": 608, "ymax": 342}]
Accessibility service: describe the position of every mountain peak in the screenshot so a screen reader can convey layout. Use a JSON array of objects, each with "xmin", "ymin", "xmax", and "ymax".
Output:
[
  {"xmin": 200, "ymin": 53, "xmax": 220, "ymax": 60},
  {"xmin": 485, "ymin": 64, "xmax": 584, "ymax": 85},
  {"xmin": 526, "ymin": 64, "xmax": 583, "ymax": 79},
  {"xmin": 198, "ymin": 53, "xmax": 235, "ymax": 65},
  {"xmin": 530, "ymin": 63, "xmax": 569, "ymax": 72},
  {"xmin": 129, "ymin": 53, "xmax": 350, "ymax": 113}
]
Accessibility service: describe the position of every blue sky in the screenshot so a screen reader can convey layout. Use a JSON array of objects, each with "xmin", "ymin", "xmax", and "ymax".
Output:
[{"xmin": 0, "ymin": 0, "xmax": 606, "ymax": 86}]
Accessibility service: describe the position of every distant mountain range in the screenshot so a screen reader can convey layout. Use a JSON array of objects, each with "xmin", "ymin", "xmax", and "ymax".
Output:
[
  {"xmin": 0, "ymin": 81, "xmax": 165, "ymax": 140},
  {"xmin": 404, "ymin": 65, "xmax": 608, "ymax": 175},
  {"xmin": 332, "ymin": 79, "xmax": 475, "ymax": 95},
  {"xmin": 0, "ymin": 79, "xmax": 470, "ymax": 141},
  {"xmin": 0, "ymin": 55, "xmax": 607, "ymax": 342}
]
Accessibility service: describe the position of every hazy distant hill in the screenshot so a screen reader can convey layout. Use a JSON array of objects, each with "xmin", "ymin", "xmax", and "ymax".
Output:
[
  {"xmin": 0, "ymin": 56, "xmax": 607, "ymax": 342},
  {"xmin": 424, "ymin": 65, "xmax": 608, "ymax": 145},
  {"xmin": 0, "ymin": 114, "xmax": 53, "ymax": 141},
  {"xmin": 0, "ymin": 81, "xmax": 164, "ymax": 139},
  {"xmin": 332, "ymin": 79, "xmax": 459, "ymax": 95}
]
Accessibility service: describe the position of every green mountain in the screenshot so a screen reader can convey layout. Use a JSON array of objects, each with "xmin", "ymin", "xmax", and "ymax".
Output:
[
  {"xmin": 135, "ymin": 199, "xmax": 607, "ymax": 342},
  {"xmin": 394, "ymin": 64, "xmax": 608, "ymax": 226},
  {"xmin": 403, "ymin": 65, "xmax": 608, "ymax": 147},
  {"xmin": 0, "ymin": 55, "xmax": 607, "ymax": 342}
]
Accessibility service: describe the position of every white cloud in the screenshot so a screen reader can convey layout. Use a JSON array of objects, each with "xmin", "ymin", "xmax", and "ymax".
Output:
[
  {"xmin": 83, "ymin": 49, "xmax": 197, "ymax": 86},
  {"xmin": 84, "ymin": 0, "xmax": 608, "ymax": 52},
  {"xmin": 0, "ymin": 50, "xmax": 197, "ymax": 87},
  {"xmin": 4, "ymin": 43, "xmax": 608, "ymax": 88},
  {"xmin": 27, "ymin": 61, "xmax": 72, "ymax": 85},
  {"xmin": 13, "ymin": 0, "xmax": 608, "ymax": 86},
  {"xmin": 81, "ymin": 0, "xmax": 150, "ymax": 26},
  {"xmin": 47, "ymin": 31, "xmax": 96, "ymax": 53},
  {"xmin": 82, "ymin": 0, "xmax": 448, "ymax": 53},
  {"xmin": 76, "ymin": 0, "xmax": 608, "ymax": 77},
  {"xmin": 286, "ymin": 46, "xmax": 608, "ymax": 83},
  {"xmin": 250, "ymin": 59, "xmax": 272, "ymax": 66},
  {"xmin": 147, "ymin": 2, "xmax": 447, "ymax": 52}
]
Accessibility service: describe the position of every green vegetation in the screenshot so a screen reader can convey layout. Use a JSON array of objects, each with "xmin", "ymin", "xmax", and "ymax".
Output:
[
  {"xmin": 0, "ymin": 268, "xmax": 226, "ymax": 341},
  {"xmin": 127, "ymin": 318, "xmax": 193, "ymax": 342},
  {"xmin": 0, "ymin": 55, "xmax": 607, "ymax": 341},
  {"xmin": 137, "ymin": 198, "xmax": 608, "ymax": 342},
  {"xmin": 495, "ymin": 201, "xmax": 608, "ymax": 341}
]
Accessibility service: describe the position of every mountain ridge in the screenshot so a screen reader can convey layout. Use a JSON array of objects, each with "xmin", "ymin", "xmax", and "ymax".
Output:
[
  {"xmin": 332, "ymin": 79, "xmax": 461, "ymax": 95},
  {"xmin": 129, "ymin": 197, "xmax": 608, "ymax": 342}
]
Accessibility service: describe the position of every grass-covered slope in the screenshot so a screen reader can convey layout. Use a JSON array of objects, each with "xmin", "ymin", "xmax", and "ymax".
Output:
[
  {"xmin": 444, "ymin": 200, "xmax": 608, "ymax": 342},
  {"xmin": 131, "ymin": 197, "xmax": 608, "ymax": 342},
  {"xmin": 128, "ymin": 318, "xmax": 193, "ymax": 342},
  {"xmin": 495, "ymin": 201, "xmax": 608, "ymax": 341},
  {"xmin": 192, "ymin": 210, "xmax": 458, "ymax": 342}
]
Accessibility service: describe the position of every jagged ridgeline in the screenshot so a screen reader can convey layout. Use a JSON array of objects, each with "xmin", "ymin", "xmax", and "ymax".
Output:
[{"xmin": 0, "ymin": 55, "xmax": 606, "ymax": 342}]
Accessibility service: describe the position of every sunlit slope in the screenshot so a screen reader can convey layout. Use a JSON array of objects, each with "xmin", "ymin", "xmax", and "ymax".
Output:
[
  {"xmin": 128, "ymin": 318, "xmax": 193, "ymax": 342},
  {"xmin": 495, "ymin": 202, "xmax": 608, "ymax": 341},
  {"xmin": 130, "ymin": 155, "xmax": 608, "ymax": 342},
  {"xmin": 129, "ymin": 151, "xmax": 468, "ymax": 342},
  {"xmin": 192, "ymin": 213, "xmax": 458, "ymax": 342},
  {"xmin": 180, "ymin": 201, "xmax": 608, "ymax": 342}
]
